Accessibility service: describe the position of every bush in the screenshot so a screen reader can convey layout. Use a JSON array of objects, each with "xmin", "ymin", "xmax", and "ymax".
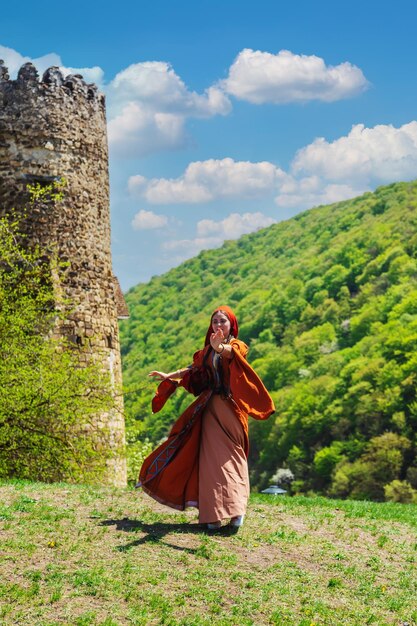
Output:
[
  {"xmin": 329, "ymin": 433, "xmax": 412, "ymax": 500},
  {"xmin": 384, "ymin": 480, "xmax": 417, "ymax": 504},
  {"xmin": 0, "ymin": 201, "xmax": 116, "ymax": 482}
]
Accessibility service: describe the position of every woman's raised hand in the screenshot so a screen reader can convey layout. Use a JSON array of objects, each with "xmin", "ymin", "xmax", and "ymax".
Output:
[
  {"xmin": 149, "ymin": 371, "xmax": 169, "ymax": 381},
  {"xmin": 210, "ymin": 328, "xmax": 224, "ymax": 352}
]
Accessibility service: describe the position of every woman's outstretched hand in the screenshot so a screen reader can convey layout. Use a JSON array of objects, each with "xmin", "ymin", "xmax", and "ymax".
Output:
[{"xmin": 149, "ymin": 371, "xmax": 169, "ymax": 381}]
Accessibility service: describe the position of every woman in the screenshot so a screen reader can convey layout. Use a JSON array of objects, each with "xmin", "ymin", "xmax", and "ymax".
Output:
[{"xmin": 138, "ymin": 306, "xmax": 275, "ymax": 530}]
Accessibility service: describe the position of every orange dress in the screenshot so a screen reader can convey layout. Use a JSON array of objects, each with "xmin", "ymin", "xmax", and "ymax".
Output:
[{"xmin": 138, "ymin": 339, "xmax": 274, "ymax": 522}]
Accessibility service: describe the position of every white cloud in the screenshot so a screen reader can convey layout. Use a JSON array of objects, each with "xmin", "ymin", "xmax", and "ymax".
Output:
[
  {"xmin": 159, "ymin": 235, "xmax": 227, "ymax": 271},
  {"xmin": 142, "ymin": 177, "xmax": 212, "ymax": 204},
  {"xmin": 4, "ymin": 45, "xmax": 415, "ymax": 221},
  {"xmin": 197, "ymin": 212, "xmax": 275, "ymax": 238},
  {"xmin": 0, "ymin": 45, "xmax": 61, "ymax": 77},
  {"xmin": 273, "ymin": 121, "xmax": 417, "ymax": 209},
  {"xmin": 292, "ymin": 122, "xmax": 417, "ymax": 184},
  {"xmin": 108, "ymin": 102, "xmax": 186, "ymax": 157},
  {"xmin": 276, "ymin": 180, "xmax": 365, "ymax": 209},
  {"xmin": 128, "ymin": 175, "xmax": 147, "ymax": 194},
  {"xmin": 108, "ymin": 61, "xmax": 231, "ymax": 117},
  {"xmin": 131, "ymin": 209, "xmax": 168, "ymax": 230},
  {"xmin": 60, "ymin": 65, "xmax": 104, "ymax": 86},
  {"xmin": 0, "ymin": 45, "xmax": 104, "ymax": 86},
  {"xmin": 221, "ymin": 48, "xmax": 369, "ymax": 104},
  {"xmin": 162, "ymin": 211, "xmax": 275, "ymax": 262},
  {"xmin": 106, "ymin": 61, "xmax": 231, "ymax": 157},
  {"xmin": 133, "ymin": 120, "xmax": 417, "ymax": 212},
  {"xmin": 130, "ymin": 158, "xmax": 288, "ymax": 204},
  {"xmin": 163, "ymin": 236, "xmax": 223, "ymax": 253}
]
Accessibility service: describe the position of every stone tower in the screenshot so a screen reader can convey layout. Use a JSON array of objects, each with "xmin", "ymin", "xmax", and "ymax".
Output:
[{"xmin": 0, "ymin": 60, "xmax": 127, "ymax": 486}]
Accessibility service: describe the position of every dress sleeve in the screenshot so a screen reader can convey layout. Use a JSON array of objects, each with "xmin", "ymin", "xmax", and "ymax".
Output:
[
  {"xmin": 151, "ymin": 348, "xmax": 207, "ymax": 412},
  {"xmin": 230, "ymin": 338, "xmax": 249, "ymax": 359},
  {"xmin": 229, "ymin": 340, "xmax": 275, "ymax": 420}
]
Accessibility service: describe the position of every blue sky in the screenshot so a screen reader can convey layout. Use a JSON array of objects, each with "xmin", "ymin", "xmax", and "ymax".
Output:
[{"xmin": 1, "ymin": 0, "xmax": 417, "ymax": 290}]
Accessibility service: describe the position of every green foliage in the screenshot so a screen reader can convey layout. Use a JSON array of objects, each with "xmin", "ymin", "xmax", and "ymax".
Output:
[
  {"xmin": 27, "ymin": 177, "xmax": 66, "ymax": 204},
  {"xmin": 313, "ymin": 442, "xmax": 346, "ymax": 481},
  {"xmin": 384, "ymin": 479, "xmax": 417, "ymax": 503},
  {"xmin": 0, "ymin": 188, "xmax": 115, "ymax": 482},
  {"xmin": 331, "ymin": 433, "xmax": 411, "ymax": 500},
  {"xmin": 120, "ymin": 180, "xmax": 417, "ymax": 498},
  {"xmin": 125, "ymin": 436, "xmax": 154, "ymax": 484}
]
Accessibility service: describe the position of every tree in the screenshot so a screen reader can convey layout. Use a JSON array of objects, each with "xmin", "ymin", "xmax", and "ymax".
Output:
[
  {"xmin": 313, "ymin": 442, "xmax": 345, "ymax": 483},
  {"xmin": 0, "ymin": 194, "xmax": 116, "ymax": 482},
  {"xmin": 330, "ymin": 433, "xmax": 412, "ymax": 500}
]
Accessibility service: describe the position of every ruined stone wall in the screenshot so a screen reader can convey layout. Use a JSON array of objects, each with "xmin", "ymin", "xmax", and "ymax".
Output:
[{"xmin": 0, "ymin": 60, "xmax": 127, "ymax": 486}]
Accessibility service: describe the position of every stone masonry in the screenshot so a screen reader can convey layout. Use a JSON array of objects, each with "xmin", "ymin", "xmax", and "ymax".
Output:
[{"xmin": 0, "ymin": 60, "xmax": 127, "ymax": 486}]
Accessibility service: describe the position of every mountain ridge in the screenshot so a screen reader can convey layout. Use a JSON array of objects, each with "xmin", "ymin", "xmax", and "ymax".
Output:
[{"xmin": 120, "ymin": 180, "xmax": 417, "ymax": 501}]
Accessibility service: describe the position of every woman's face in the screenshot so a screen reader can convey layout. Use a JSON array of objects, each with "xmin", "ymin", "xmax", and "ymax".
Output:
[{"xmin": 211, "ymin": 311, "xmax": 231, "ymax": 338}]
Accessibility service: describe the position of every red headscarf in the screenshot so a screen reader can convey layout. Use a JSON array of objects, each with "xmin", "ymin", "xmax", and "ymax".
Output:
[{"xmin": 204, "ymin": 305, "xmax": 239, "ymax": 346}]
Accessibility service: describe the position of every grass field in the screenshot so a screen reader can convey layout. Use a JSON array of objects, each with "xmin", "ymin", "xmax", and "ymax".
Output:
[{"xmin": 0, "ymin": 480, "xmax": 416, "ymax": 625}]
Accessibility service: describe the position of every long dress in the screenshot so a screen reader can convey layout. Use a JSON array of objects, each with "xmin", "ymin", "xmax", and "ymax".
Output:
[{"xmin": 138, "ymin": 339, "xmax": 275, "ymax": 522}]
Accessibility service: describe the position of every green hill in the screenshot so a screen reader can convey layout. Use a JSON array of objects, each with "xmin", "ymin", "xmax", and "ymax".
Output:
[
  {"xmin": 120, "ymin": 180, "xmax": 417, "ymax": 500},
  {"xmin": 0, "ymin": 480, "xmax": 416, "ymax": 625}
]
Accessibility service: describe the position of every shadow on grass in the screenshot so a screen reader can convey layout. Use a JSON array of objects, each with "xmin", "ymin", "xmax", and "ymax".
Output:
[{"xmin": 99, "ymin": 518, "xmax": 238, "ymax": 553}]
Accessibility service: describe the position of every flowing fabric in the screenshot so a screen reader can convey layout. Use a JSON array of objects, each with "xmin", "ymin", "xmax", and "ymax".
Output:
[{"xmin": 138, "ymin": 338, "xmax": 275, "ymax": 520}]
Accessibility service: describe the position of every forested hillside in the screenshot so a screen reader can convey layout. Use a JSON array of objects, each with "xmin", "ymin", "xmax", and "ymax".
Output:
[{"xmin": 120, "ymin": 180, "xmax": 417, "ymax": 501}]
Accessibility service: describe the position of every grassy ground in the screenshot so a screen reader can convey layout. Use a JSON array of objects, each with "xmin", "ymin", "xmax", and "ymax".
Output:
[{"xmin": 0, "ymin": 480, "xmax": 416, "ymax": 626}]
